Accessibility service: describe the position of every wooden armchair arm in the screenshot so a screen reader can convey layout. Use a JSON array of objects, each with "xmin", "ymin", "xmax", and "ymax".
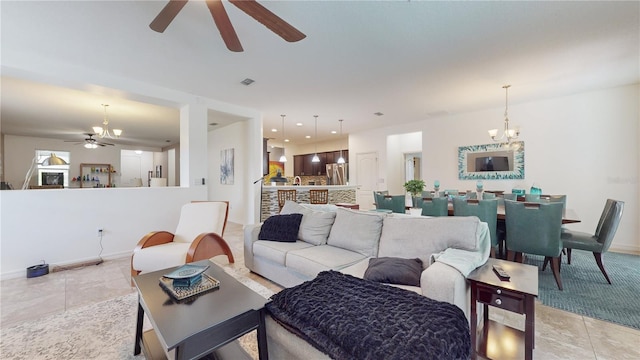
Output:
[
  {"xmin": 186, "ymin": 232, "xmax": 235, "ymax": 264},
  {"xmin": 133, "ymin": 231, "xmax": 175, "ymax": 252},
  {"xmin": 131, "ymin": 231, "xmax": 176, "ymax": 285}
]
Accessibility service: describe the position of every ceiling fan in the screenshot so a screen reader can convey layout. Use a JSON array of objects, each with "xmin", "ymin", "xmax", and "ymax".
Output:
[
  {"xmin": 64, "ymin": 133, "xmax": 115, "ymax": 149},
  {"xmin": 149, "ymin": 0, "xmax": 306, "ymax": 52}
]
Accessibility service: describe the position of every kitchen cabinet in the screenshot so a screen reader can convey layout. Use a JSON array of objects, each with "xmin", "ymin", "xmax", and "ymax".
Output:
[{"xmin": 294, "ymin": 151, "xmax": 348, "ymax": 176}]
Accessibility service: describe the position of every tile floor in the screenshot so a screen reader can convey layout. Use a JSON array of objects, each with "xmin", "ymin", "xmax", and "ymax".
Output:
[{"xmin": 1, "ymin": 222, "xmax": 638, "ymax": 359}]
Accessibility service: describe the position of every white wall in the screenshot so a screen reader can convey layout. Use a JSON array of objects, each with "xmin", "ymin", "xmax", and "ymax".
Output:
[
  {"xmin": 350, "ymin": 84, "xmax": 639, "ymax": 253},
  {"xmin": 208, "ymin": 121, "xmax": 254, "ymax": 224}
]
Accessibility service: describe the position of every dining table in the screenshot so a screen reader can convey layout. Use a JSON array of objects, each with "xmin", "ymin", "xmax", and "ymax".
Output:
[{"xmin": 446, "ymin": 203, "xmax": 581, "ymax": 224}]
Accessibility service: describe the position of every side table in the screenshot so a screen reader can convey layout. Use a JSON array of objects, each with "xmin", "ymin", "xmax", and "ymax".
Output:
[{"xmin": 467, "ymin": 258, "xmax": 538, "ymax": 360}]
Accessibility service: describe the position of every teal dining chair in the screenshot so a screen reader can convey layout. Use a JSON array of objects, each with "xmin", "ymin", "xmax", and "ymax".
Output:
[
  {"xmin": 373, "ymin": 191, "xmax": 389, "ymax": 208},
  {"xmin": 524, "ymin": 194, "xmax": 541, "ymax": 202},
  {"xmin": 505, "ymin": 201, "xmax": 564, "ymax": 290},
  {"xmin": 482, "ymin": 192, "xmax": 496, "ymax": 200},
  {"xmin": 453, "ymin": 198, "xmax": 499, "ymax": 257},
  {"xmin": 420, "ymin": 197, "xmax": 448, "ymax": 217},
  {"xmin": 541, "ymin": 195, "xmax": 567, "ymax": 210},
  {"xmin": 377, "ymin": 195, "xmax": 406, "ymax": 214},
  {"xmin": 561, "ymin": 199, "xmax": 624, "ymax": 284}
]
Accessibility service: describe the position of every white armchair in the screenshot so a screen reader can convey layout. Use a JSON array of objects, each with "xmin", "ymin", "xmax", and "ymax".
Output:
[{"xmin": 130, "ymin": 201, "xmax": 234, "ymax": 282}]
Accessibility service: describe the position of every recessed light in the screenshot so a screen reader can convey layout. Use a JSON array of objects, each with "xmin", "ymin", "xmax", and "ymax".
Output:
[
  {"xmin": 305, "ymin": 135, "xmax": 311, "ymax": 139},
  {"xmin": 296, "ymin": 123, "xmax": 303, "ymax": 126},
  {"xmin": 285, "ymin": 139, "xmax": 290, "ymax": 142},
  {"xmin": 271, "ymin": 128, "xmax": 277, "ymax": 132},
  {"xmin": 331, "ymin": 130, "xmax": 337, "ymax": 134},
  {"xmin": 241, "ymin": 78, "xmax": 255, "ymax": 86},
  {"xmin": 374, "ymin": 112, "xmax": 384, "ymax": 116}
]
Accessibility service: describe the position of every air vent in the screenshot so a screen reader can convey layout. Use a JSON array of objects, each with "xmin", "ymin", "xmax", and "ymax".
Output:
[{"xmin": 241, "ymin": 78, "xmax": 255, "ymax": 86}]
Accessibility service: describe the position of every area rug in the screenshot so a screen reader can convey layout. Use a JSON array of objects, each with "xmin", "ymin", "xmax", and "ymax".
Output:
[
  {"xmin": 525, "ymin": 251, "xmax": 640, "ymax": 330},
  {"xmin": 0, "ymin": 267, "xmax": 274, "ymax": 359}
]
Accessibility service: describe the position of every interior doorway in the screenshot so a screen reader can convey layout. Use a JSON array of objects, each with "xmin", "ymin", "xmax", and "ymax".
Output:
[{"xmin": 404, "ymin": 152, "xmax": 422, "ymax": 183}]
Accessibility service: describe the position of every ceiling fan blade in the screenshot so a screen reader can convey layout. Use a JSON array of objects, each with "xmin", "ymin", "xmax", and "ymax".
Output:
[
  {"xmin": 229, "ymin": 0, "xmax": 306, "ymax": 43},
  {"xmin": 206, "ymin": 0, "xmax": 243, "ymax": 52},
  {"xmin": 150, "ymin": 0, "xmax": 189, "ymax": 33},
  {"xmin": 98, "ymin": 142, "xmax": 115, "ymax": 146}
]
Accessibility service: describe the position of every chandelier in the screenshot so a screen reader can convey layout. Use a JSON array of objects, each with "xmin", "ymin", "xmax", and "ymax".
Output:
[
  {"xmin": 279, "ymin": 115, "xmax": 287, "ymax": 162},
  {"xmin": 93, "ymin": 104, "xmax": 122, "ymax": 139},
  {"xmin": 311, "ymin": 115, "xmax": 320, "ymax": 163},
  {"xmin": 337, "ymin": 119, "xmax": 345, "ymax": 164},
  {"xmin": 488, "ymin": 85, "xmax": 519, "ymax": 148}
]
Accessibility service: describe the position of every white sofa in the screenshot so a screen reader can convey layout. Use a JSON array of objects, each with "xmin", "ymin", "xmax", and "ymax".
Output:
[{"xmin": 243, "ymin": 201, "xmax": 490, "ymax": 317}]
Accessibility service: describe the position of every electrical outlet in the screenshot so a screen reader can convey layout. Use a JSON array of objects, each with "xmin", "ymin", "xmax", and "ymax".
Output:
[{"xmin": 97, "ymin": 227, "xmax": 104, "ymax": 237}]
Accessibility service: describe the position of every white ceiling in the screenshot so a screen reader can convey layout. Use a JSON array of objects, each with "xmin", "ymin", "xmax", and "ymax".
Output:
[{"xmin": 1, "ymin": 1, "xmax": 638, "ymax": 149}]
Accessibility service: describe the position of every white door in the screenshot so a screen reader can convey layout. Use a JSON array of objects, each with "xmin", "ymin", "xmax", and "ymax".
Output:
[{"xmin": 356, "ymin": 152, "xmax": 378, "ymax": 210}]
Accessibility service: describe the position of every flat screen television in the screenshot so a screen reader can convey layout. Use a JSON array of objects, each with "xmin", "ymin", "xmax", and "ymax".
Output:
[
  {"xmin": 475, "ymin": 156, "xmax": 510, "ymax": 172},
  {"xmin": 42, "ymin": 172, "xmax": 64, "ymax": 186}
]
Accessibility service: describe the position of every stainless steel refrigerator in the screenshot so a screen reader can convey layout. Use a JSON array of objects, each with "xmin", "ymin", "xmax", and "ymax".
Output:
[{"xmin": 326, "ymin": 163, "xmax": 348, "ymax": 185}]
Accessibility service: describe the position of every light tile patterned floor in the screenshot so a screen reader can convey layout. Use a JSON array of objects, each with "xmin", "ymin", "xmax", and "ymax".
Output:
[{"xmin": 1, "ymin": 222, "xmax": 638, "ymax": 359}]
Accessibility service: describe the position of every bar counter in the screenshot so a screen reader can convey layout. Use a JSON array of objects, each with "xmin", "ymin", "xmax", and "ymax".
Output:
[{"xmin": 260, "ymin": 185, "xmax": 357, "ymax": 221}]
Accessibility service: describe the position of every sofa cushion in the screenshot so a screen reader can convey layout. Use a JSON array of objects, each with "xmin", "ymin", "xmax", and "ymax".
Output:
[
  {"xmin": 363, "ymin": 257, "xmax": 423, "ymax": 286},
  {"xmin": 378, "ymin": 216, "xmax": 482, "ymax": 266},
  {"xmin": 286, "ymin": 245, "xmax": 366, "ymax": 278},
  {"xmin": 253, "ymin": 240, "xmax": 315, "ymax": 266},
  {"xmin": 280, "ymin": 201, "xmax": 336, "ymax": 245},
  {"xmin": 327, "ymin": 208, "xmax": 385, "ymax": 257},
  {"xmin": 258, "ymin": 213, "xmax": 304, "ymax": 242}
]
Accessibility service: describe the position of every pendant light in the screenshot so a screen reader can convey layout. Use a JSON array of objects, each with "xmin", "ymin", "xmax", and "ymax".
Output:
[
  {"xmin": 337, "ymin": 119, "xmax": 345, "ymax": 164},
  {"xmin": 279, "ymin": 115, "xmax": 287, "ymax": 162},
  {"xmin": 93, "ymin": 104, "xmax": 122, "ymax": 139},
  {"xmin": 488, "ymin": 85, "xmax": 520, "ymax": 149},
  {"xmin": 311, "ymin": 115, "xmax": 320, "ymax": 163}
]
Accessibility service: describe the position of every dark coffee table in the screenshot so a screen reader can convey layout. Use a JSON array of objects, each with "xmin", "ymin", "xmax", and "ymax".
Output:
[{"xmin": 133, "ymin": 260, "xmax": 269, "ymax": 360}]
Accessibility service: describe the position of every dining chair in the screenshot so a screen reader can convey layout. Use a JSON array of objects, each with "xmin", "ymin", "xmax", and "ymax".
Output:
[
  {"xmin": 524, "ymin": 194, "xmax": 541, "ymax": 202},
  {"xmin": 420, "ymin": 197, "xmax": 449, "ymax": 217},
  {"xmin": 482, "ymin": 192, "xmax": 496, "ymax": 200},
  {"xmin": 505, "ymin": 201, "xmax": 564, "ymax": 290},
  {"xmin": 561, "ymin": 199, "xmax": 624, "ymax": 284},
  {"xmin": 373, "ymin": 190, "xmax": 389, "ymax": 208},
  {"xmin": 540, "ymin": 195, "xmax": 567, "ymax": 210},
  {"xmin": 377, "ymin": 195, "xmax": 406, "ymax": 213},
  {"xmin": 309, "ymin": 189, "xmax": 329, "ymax": 204},
  {"xmin": 453, "ymin": 198, "xmax": 499, "ymax": 257},
  {"xmin": 278, "ymin": 189, "xmax": 297, "ymax": 211}
]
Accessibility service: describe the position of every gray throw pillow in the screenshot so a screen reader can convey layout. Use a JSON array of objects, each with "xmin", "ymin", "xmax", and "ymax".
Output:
[
  {"xmin": 363, "ymin": 257, "xmax": 423, "ymax": 286},
  {"xmin": 327, "ymin": 208, "xmax": 384, "ymax": 257},
  {"xmin": 280, "ymin": 200, "xmax": 336, "ymax": 245}
]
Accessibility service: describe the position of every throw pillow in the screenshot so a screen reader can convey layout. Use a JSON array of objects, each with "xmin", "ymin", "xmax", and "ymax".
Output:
[
  {"xmin": 258, "ymin": 213, "xmax": 304, "ymax": 242},
  {"xmin": 363, "ymin": 257, "xmax": 423, "ymax": 286},
  {"xmin": 327, "ymin": 208, "xmax": 385, "ymax": 257},
  {"xmin": 280, "ymin": 200, "xmax": 336, "ymax": 245}
]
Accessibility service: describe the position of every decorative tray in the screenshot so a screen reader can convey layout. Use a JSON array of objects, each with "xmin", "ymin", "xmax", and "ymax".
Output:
[
  {"xmin": 163, "ymin": 264, "xmax": 210, "ymax": 279},
  {"xmin": 159, "ymin": 273, "xmax": 220, "ymax": 301}
]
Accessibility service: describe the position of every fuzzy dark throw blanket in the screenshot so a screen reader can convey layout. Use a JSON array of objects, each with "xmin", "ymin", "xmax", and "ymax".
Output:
[{"xmin": 266, "ymin": 271, "xmax": 471, "ymax": 360}]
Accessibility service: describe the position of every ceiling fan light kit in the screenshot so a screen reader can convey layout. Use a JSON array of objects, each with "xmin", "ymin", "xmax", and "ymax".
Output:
[{"xmin": 150, "ymin": 0, "xmax": 306, "ymax": 52}]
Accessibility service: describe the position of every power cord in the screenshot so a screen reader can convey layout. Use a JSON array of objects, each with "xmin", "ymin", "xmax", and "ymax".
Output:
[{"xmin": 96, "ymin": 229, "xmax": 104, "ymax": 265}]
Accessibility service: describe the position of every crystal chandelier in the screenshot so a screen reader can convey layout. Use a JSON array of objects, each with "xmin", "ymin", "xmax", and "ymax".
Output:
[
  {"xmin": 93, "ymin": 104, "xmax": 122, "ymax": 139},
  {"xmin": 311, "ymin": 115, "xmax": 320, "ymax": 163},
  {"xmin": 337, "ymin": 119, "xmax": 345, "ymax": 164},
  {"xmin": 488, "ymin": 85, "xmax": 519, "ymax": 148},
  {"xmin": 279, "ymin": 115, "xmax": 287, "ymax": 162}
]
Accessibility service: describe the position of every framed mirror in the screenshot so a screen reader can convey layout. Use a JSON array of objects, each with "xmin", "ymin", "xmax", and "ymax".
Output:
[{"xmin": 458, "ymin": 142, "xmax": 524, "ymax": 180}]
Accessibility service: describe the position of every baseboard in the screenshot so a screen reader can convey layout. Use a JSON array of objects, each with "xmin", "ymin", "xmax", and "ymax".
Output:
[
  {"xmin": 1, "ymin": 251, "xmax": 132, "ymax": 280},
  {"xmin": 610, "ymin": 246, "xmax": 640, "ymax": 256}
]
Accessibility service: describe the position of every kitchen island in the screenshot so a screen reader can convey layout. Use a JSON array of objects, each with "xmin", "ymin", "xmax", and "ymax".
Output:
[{"xmin": 260, "ymin": 185, "xmax": 357, "ymax": 221}]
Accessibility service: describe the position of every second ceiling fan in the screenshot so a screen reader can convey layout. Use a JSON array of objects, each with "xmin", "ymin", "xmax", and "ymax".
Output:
[{"xmin": 150, "ymin": 0, "xmax": 306, "ymax": 52}]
